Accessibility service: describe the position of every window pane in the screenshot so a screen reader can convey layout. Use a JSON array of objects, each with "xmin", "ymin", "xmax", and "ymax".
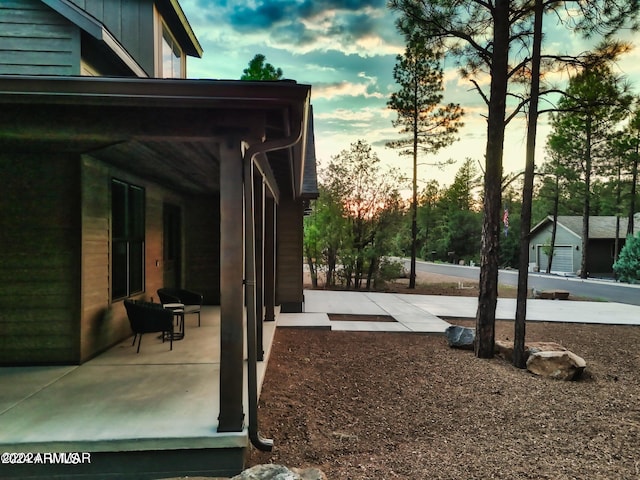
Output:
[
  {"xmin": 172, "ymin": 42, "xmax": 181, "ymax": 78},
  {"xmin": 129, "ymin": 241, "xmax": 144, "ymax": 294},
  {"xmin": 162, "ymin": 33, "xmax": 173, "ymax": 78},
  {"xmin": 112, "ymin": 241, "xmax": 128, "ymax": 299},
  {"xmin": 112, "ymin": 180, "xmax": 127, "ymax": 238},
  {"xmin": 111, "ymin": 179, "xmax": 145, "ymax": 299},
  {"xmin": 162, "ymin": 27, "xmax": 182, "ymax": 78},
  {"xmin": 129, "ymin": 186, "xmax": 145, "ymax": 239}
]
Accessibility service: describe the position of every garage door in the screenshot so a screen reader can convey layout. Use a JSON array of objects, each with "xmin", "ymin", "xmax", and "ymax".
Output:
[{"xmin": 537, "ymin": 245, "xmax": 573, "ymax": 274}]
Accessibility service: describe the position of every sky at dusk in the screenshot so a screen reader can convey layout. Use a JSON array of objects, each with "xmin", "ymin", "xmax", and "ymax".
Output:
[{"xmin": 180, "ymin": 0, "xmax": 640, "ymax": 189}]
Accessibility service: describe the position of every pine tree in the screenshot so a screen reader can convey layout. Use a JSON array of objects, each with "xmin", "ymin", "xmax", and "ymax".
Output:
[
  {"xmin": 613, "ymin": 233, "xmax": 640, "ymax": 284},
  {"xmin": 240, "ymin": 54, "xmax": 283, "ymax": 81},
  {"xmin": 547, "ymin": 65, "xmax": 631, "ymax": 278},
  {"xmin": 387, "ymin": 33, "xmax": 463, "ymax": 289}
]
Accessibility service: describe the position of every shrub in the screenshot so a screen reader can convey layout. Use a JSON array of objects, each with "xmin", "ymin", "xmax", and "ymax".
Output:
[
  {"xmin": 375, "ymin": 257, "xmax": 406, "ymax": 287},
  {"xmin": 613, "ymin": 232, "xmax": 640, "ymax": 284}
]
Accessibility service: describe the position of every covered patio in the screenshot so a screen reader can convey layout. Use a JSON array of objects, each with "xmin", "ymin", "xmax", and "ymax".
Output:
[
  {"xmin": 0, "ymin": 74, "xmax": 315, "ymax": 477},
  {"xmin": 0, "ymin": 306, "xmax": 277, "ymax": 478}
]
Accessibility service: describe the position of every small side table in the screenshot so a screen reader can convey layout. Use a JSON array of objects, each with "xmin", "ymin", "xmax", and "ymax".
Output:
[{"xmin": 162, "ymin": 303, "xmax": 185, "ymax": 340}]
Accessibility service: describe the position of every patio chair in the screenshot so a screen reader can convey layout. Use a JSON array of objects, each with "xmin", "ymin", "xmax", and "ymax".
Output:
[
  {"xmin": 157, "ymin": 288, "xmax": 203, "ymax": 327},
  {"xmin": 124, "ymin": 299, "xmax": 174, "ymax": 353}
]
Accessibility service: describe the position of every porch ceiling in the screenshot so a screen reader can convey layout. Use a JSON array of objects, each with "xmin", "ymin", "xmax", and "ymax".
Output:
[
  {"xmin": 0, "ymin": 75, "xmax": 312, "ymax": 196},
  {"xmin": 90, "ymin": 140, "xmax": 221, "ymax": 194}
]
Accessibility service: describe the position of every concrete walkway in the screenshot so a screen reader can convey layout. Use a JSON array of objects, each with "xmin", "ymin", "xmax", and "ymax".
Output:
[{"xmin": 278, "ymin": 290, "xmax": 640, "ymax": 331}]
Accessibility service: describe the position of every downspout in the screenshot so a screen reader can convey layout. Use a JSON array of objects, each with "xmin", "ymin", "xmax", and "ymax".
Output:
[{"xmin": 243, "ymin": 104, "xmax": 307, "ymax": 452}]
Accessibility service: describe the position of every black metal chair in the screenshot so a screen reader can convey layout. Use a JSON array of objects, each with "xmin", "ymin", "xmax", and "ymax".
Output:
[
  {"xmin": 124, "ymin": 299, "xmax": 174, "ymax": 353},
  {"xmin": 157, "ymin": 288, "xmax": 203, "ymax": 327}
]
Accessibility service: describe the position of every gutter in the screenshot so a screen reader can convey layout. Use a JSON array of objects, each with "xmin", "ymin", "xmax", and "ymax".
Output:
[{"xmin": 242, "ymin": 103, "xmax": 307, "ymax": 452}]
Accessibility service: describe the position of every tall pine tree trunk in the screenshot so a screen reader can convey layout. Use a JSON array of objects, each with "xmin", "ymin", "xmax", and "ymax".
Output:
[
  {"xmin": 581, "ymin": 121, "xmax": 592, "ymax": 279},
  {"xmin": 629, "ymin": 140, "xmax": 638, "ymax": 236},
  {"xmin": 547, "ymin": 185, "xmax": 559, "ymax": 274},
  {"xmin": 409, "ymin": 81, "xmax": 419, "ymax": 289},
  {"xmin": 514, "ymin": 0, "xmax": 543, "ymax": 369},
  {"xmin": 476, "ymin": 0, "xmax": 510, "ymax": 358}
]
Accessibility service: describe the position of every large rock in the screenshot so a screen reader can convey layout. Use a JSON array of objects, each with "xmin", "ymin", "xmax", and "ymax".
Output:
[
  {"xmin": 232, "ymin": 464, "xmax": 326, "ymax": 480},
  {"xmin": 445, "ymin": 325, "xmax": 475, "ymax": 350},
  {"xmin": 495, "ymin": 340, "xmax": 567, "ymax": 363},
  {"xmin": 526, "ymin": 350, "xmax": 587, "ymax": 380}
]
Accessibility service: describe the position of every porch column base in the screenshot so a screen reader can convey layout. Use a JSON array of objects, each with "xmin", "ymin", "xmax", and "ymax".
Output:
[{"xmin": 280, "ymin": 301, "xmax": 303, "ymax": 313}]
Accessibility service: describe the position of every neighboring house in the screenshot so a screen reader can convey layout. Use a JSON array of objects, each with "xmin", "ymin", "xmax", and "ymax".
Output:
[
  {"xmin": 529, "ymin": 214, "xmax": 640, "ymax": 276},
  {"xmin": 0, "ymin": 0, "xmax": 317, "ymax": 475}
]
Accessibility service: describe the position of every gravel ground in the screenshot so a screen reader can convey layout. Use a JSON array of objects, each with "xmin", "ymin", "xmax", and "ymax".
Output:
[
  {"xmin": 244, "ymin": 273, "xmax": 640, "ymax": 479},
  {"xmin": 248, "ymin": 323, "xmax": 640, "ymax": 479}
]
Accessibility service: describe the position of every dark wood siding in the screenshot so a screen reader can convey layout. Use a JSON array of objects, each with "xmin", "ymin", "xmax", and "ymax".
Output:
[
  {"xmin": 276, "ymin": 197, "xmax": 304, "ymax": 312},
  {"xmin": 0, "ymin": 0, "xmax": 80, "ymax": 75},
  {"xmin": 79, "ymin": 157, "xmax": 175, "ymax": 361},
  {"xmin": 184, "ymin": 194, "xmax": 221, "ymax": 304},
  {"xmin": 0, "ymin": 154, "xmax": 81, "ymax": 365},
  {"xmin": 69, "ymin": 0, "xmax": 155, "ymax": 76},
  {"xmin": 80, "ymin": 158, "xmax": 118, "ymax": 361}
]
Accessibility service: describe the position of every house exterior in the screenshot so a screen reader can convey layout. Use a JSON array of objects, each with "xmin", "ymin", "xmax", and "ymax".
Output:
[
  {"xmin": 0, "ymin": 0, "xmax": 317, "ymax": 475},
  {"xmin": 529, "ymin": 214, "xmax": 640, "ymax": 276}
]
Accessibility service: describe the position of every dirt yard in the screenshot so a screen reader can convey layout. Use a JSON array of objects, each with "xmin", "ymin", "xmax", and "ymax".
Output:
[{"xmin": 245, "ymin": 272, "xmax": 640, "ymax": 479}]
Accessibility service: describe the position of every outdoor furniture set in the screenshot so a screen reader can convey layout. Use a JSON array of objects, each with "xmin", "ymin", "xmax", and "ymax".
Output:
[{"xmin": 124, "ymin": 288, "xmax": 203, "ymax": 353}]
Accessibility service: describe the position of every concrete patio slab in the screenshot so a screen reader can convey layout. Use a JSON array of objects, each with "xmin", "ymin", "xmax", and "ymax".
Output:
[{"xmin": 0, "ymin": 305, "xmax": 278, "ymax": 478}]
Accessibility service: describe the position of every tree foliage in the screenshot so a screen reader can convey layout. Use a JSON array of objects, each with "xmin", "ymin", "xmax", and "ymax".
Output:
[
  {"xmin": 387, "ymin": 32, "xmax": 463, "ymax": 288},
  {"xmin": 546, "ymin": 64, "xmax": 631, "ymax": 277},
  {"xmin": 240, "ymin": 54, "xmax": 283, "ymax": 80},
  {"xmin": 387, "ymin": 34, "xmax": 463, "ymax": 157},
  {"xmin": 388, "ymin": 0, "xmax": 639, "ymax": 357},
  {"xmin": 304, "ymin": 141, "xmax": 406, "ymax": 290},
  {"xmin": 613, "ymin": 233, "xmax": 640, "ymax": 284}
]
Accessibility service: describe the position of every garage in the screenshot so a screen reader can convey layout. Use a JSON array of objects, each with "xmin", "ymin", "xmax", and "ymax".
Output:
[{"xmin": 536, "ymin": 245, "xmax": 574, "ymax": 274}]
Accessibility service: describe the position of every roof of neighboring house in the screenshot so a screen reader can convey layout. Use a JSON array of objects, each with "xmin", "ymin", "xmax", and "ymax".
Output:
[{"xmin": 531, "ymin": 214, "xmax": 640, "ymax": 240}]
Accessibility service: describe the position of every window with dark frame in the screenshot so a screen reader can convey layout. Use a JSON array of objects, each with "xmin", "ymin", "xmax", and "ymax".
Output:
[{"xmin": 111, "ymin": 179, "xmax": 145, "ymax": 300}]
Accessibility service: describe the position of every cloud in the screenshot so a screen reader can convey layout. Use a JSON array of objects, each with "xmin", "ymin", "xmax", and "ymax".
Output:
[
  {"xmin": 313, "ymin": 80, "xmax": 384, "ymax": 99},
  {"xmin": 186, "ymin": 0, "xmax": 403, "ymax": 58},
  {"xmin": 314, "ymin": 106, "xmax": 391, "ymax": 122}
]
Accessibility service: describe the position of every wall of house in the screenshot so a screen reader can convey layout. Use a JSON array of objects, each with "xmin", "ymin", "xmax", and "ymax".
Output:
[
  {"xmin": 0, "ymin": 0, "xmax": 81, "ymax": 75},
  {"xmin": 276, "ymin": 197, "xmax": 304, "ymax": 312},
  {"xmin": 79, "ymin": 156, "xmax": 186, "ymax": 361},
  {"xmin": 68, "ymin": 0, "xmax": 155, "ymax": 75},
  {"xmin": 78, "ymin": 156, "xmax": 221, "ymax": 362},
  {"xmin": 0, "ymin": 153, "xmax": 81, "ymax": 365},
  {"xmin": 184, "ymin": 194, "xmax": 221, "ymax": 304}
]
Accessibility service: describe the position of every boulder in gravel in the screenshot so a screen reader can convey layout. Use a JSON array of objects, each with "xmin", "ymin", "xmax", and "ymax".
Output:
[
  {"xmin": 495, "ymin": 340, "xmax": 567, "ymax": 363},
  {"xmin": 526, "ymin": 350, "xmax": 586, "ymax": 380},
  {"xmin": 445, "ymin": 325, "xmax": 475, "ymax": 350},
  {"xmin": 231, "ymin": 464, "xmax": 326, "ymax": 480}
]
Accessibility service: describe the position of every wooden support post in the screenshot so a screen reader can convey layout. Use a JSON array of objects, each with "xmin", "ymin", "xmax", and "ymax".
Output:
[
  {"xmin": 253, "ymin": 168, "xmax": 265, "ymax": 361},
  {"xmin": 264, "ymin": 196, "xmax": 276, "ymax": 322},
  {"xmin": 217, "ymin": 140, "xmax": 245, "ymax": 432}
]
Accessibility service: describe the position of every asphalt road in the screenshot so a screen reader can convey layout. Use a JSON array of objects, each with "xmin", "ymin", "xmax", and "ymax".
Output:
[{"xmin": 405, "ymin": 259, "xmax": 640, "ymax": 306}]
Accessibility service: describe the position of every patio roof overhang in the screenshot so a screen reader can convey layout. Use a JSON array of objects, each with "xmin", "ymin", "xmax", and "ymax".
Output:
[{"xmin": 0, "ymin": 75, "xmax": 313, "ymax": 201}]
